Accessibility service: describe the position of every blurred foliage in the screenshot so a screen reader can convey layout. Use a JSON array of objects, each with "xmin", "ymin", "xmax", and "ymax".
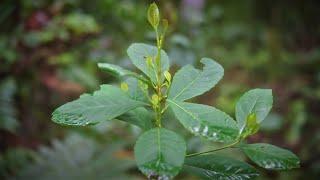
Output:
[
  {"xmin": 0, "ymin": 79, "xmax": 18, "ymax": 133},
  {"xmin": 15, "ymin": 133, "xmax": 139, "ymax": 180},
  {"xmin": 0, "ymin": 0, "xmax": 320, "ymax": 179}
]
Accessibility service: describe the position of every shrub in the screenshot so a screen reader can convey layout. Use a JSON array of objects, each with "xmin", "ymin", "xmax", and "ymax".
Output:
[{"xmin": 52, "ymin": 3, "xmax": 299, "ymax": 179}]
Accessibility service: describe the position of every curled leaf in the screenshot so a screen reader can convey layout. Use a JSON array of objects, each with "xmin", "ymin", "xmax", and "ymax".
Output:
[
  {"xmin": 240, "ymin": 113, "xmax": 260, "ymax": 139},
  {"xmin": 164, "ymin": 71, "xmax": 171, "ymax": 83}
]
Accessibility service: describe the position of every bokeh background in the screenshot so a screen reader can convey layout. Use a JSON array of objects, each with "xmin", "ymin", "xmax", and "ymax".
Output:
[{"xmin": 1, "ymin": 0, "xmax": 320, "ymax": 179}]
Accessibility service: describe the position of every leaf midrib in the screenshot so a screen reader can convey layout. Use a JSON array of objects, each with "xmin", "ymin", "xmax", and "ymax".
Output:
[
  {"xmin": 171, "ymin": 68, "xmax": 201, "ymax": 100},
  {"xmin": 167, "ymin": 100, "xmax": 198, "ymax": 120}
]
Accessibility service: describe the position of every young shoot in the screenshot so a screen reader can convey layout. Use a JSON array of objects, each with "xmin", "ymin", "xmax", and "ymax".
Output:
[{"xmin": 52, "ymin": 3, "xmax": 300, "ymax": 179}]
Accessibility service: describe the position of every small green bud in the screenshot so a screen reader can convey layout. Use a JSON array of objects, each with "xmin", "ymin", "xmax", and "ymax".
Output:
[
  {"xmin": 120, "ymin": 82, "xmax": 129, "ymax": 92},
  {"xmin": 147, "ymin": 3, "xmax": 160, "ymax": 29},
  {"xmin": 151, "ymin": 94, "xmax": 159, "ymax": 105},
  {"xmin": 161, "ymin": 19, "xmax": 168, "ymax": 34},
  {"xmin": 240, "ymin": 113, "xmax": 260, "ymax": 139},
  {"xmin": 164, "ymin": 71, "xmax": 171, "ymax": 83}
]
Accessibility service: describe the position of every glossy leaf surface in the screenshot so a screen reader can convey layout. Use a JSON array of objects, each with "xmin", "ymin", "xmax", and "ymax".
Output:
[
  {"xmin": 117, "ymin": 107, "xmax": 153, "ymax": 130},
  {"xmin": 127, "ymin": 43, "xmax": 169, "ymax": 83},
  {"xmin": 168, "ymin": 100, "xmax": 239, "ymax": 142},
  {"xmin": 168, "ymin": 58, "xmax": 223, "ymax": 101},
  {"xmin": 134, "ymin": 128, "xmax": 186, "ymax": 179},
  {"xmin": 185, "ymin": 155, "xmax": 259, "ymax": 180},
  {"xmin": 241, "ymin": 143, "xmax": 300, "ymax": 170},
  {"xmin": 52, "ymin": 85, "xmax": 146, "ymax": 126},
  {"xmin": 236, "ymin": 89, "xmax": 273, "ymax": 132}
]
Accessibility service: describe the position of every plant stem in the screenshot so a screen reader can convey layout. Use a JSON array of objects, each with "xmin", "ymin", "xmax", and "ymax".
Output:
[
  {"xmin": 186, "ymin": 139, "xmax": 240, "ymax": 157},
  {"xmin": 154, "ymin": 29, "xmax": 163, "ymax": 128}
]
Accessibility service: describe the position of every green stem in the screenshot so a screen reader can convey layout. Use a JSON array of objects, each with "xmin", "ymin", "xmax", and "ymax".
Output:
[
  {"xmin": 154, "ymin": 29, "xmax": 163, "ymax": 128},
  {"xmin": 186, "ymin": 139, "xmax": 241, "ymax": 157}
]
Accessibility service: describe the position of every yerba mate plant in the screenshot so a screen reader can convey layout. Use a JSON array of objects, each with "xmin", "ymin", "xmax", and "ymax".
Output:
[{"xmin": 52, "ymin": 3, "xmax": 300, "ymax": 179}]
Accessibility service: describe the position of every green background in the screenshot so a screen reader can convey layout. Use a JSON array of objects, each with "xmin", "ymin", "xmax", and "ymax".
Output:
[{"xmin": 1, "ymin": 0, "xmax": 319, "ymax": 179}]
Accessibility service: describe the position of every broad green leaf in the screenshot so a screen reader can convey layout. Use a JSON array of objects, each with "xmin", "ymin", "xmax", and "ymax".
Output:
[
  {"xmin": 147, "ymin": 3, "xmax": 159, "ymax": 29},
  {"xmin": 127, "ymin": 43, "xmax": 169, "ymax": 83},
  {"xmin": 236, "ymin": 89, "xmax": 273, "ymax": 132},
  {"xmin": 168, "ymin": 58, "xmax": 224, "ymax": 101},
  {"xmin": 184, "ymin": 155, "xmax": 259, "ymax": 180},
  {"xmin": 168, "ymin": 100, "xmax": 239, "ymax": 143},
  {"xmin": 117, "ymin": 107, "xmax": 153, "ymax": 130},
  {"xmin": 124, "ymin": 77, "xmax": 148, "ymax": 103},
  {"xmin": 52, "ymin": 85, "xmax": 146, "ymax": 126},
  {"xmin": 241, "ymin": 143, "xmax": 300, "ymax": 170},
  {"xmin": 134, "ymin": 128, "xmax": 186, "ymax": 179}
]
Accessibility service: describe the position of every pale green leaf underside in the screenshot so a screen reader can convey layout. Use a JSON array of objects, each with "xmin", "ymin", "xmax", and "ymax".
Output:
[
  {"xmin": 168, "ymin": 58, "xmax": 224, "ymax": 101},
  {"xmin": 134, "ymin": 128, "xmax": 186, "ymax": 179},
  {"xmin": 185, "ymin": 155, "xmax": 259, "ymax": 180},
  {"xmin": 52, "ymin": 85, "xmax": 146, "ymax": 126},
  {"xmin": 97, "ymin": 63, "xmax": 137, "ymax": 77},
  {"xmin": 168, "ymin": 100, "xmax": 239, "ymax": 143},
  {"xmin": 117, "ymin": 107, "xmax": 153, "ymax": 130},
  {"xmin": 127, "ymin": 43, "xmax": 169, "ymax": 83},
  {"xmin": 236, "ymin": 89, "xmax": 273, "ymax": 132},
  {"xmin": 241, "ymin": 143, "xmax": 300, "ymax": 170}
]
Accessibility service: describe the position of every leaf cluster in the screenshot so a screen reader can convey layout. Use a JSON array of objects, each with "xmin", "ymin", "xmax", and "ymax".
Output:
[{"xmin": 51, "ymin": 3, "xmax": 300, "ymax": 179}]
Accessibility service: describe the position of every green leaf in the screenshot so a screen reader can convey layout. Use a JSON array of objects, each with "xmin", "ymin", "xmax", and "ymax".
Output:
[
  {"xmin": 52, "ymin": 85, "xmax": 146, "ymax": 126},
  {"xmin": 117, "ymin": 107, "xmax": 153, "ymax": 130},
  {"xmin": 184, "ymin": 155, "xmax": 259, "ymax": 180},
  {"xmin": 168, "ymin": 100, "xmax": 239, "ymax": 143},
  {"xmin": 147, "ymin": 3, "xmax": 160, "ymax": 29},
  {"xmin": 98, "ymin": 63, "xmax": 137, "ymax": 77},
  {"xmin": 124, "ymin": 77, "xmax": 148, "ymax": 103},
  {"xmin": 168, "ymin": 58, "xmax": 224, "ymax": 101},
  {"xmin": 240, "ymin": 143, "xmax": 300, "ymax": 170},
  {"xmin": 134, "ymin": 128, "xmax": 186, "ymax": 179},
  {"xmin": 236, "ymin": 89, "xmax": 273, "ymax": 132},
  {"xmin": 127, "ymin": 43, "xmax": 170, "ymax": 83},
  {"xmin": 98, "ymin": 63, "xmax": 149, "ymax": 84}
]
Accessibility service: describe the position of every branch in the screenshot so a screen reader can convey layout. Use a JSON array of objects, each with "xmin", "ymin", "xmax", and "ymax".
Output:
[{"xmin": 186, "ymin": 139, "xmax": 240, "ymax": 157}]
